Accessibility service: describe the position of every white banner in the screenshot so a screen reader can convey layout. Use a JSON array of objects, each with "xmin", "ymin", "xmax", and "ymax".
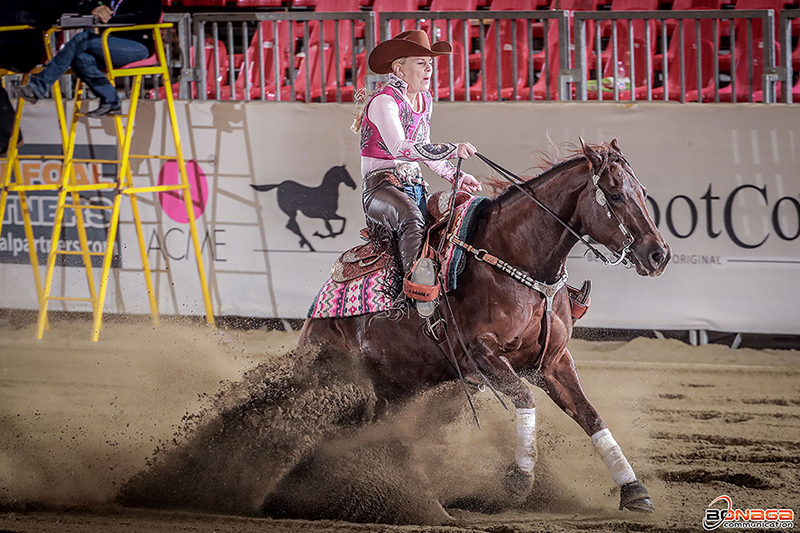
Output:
[{"xmin": 1, "ymin": 101, "xmax": 798, "ymax": 333}]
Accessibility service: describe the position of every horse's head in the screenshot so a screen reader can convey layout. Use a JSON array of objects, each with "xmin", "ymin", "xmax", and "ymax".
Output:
[
  {"xmin": 577, "ymin": 138, "xmax": 671, "ymax": 277},
  {"xmin": 325, "ymin": 164, "xmax": 357, "ymax": 190}
]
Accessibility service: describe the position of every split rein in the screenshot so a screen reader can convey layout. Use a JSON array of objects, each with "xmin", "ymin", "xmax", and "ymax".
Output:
[{"xmin": 470, "ymin": 153, "xmax": 634, "ymax": 268}]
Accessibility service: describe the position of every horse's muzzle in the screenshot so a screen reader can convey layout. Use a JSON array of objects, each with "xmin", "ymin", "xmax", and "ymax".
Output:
[{"xmin": 634, "ymin": 242, "xmax": 671, "ymax": 277}]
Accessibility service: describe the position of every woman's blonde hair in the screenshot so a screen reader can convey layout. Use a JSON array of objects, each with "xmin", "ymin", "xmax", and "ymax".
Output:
[{"xmin": 350, "ymin": 58, "xmax": 407, "ymax": 134}]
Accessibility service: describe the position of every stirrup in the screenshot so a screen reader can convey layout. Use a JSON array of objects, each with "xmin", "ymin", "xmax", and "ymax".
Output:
[
  {"xmin": 567, "ymin": 279, "xmax": 591, "ymax": 321},
  {"xmin": 404, "ymin": 257, "xmax": 439, "ymax": 318}
]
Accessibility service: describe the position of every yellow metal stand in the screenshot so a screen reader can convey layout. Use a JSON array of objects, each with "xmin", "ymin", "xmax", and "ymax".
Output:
[
  {"xmin": 35, "ymin": 23, "xmax": 215, "ymax": 341},
  {"xmin": 0, "ymin": 27, "xmax": 71, "ymax": 332}
]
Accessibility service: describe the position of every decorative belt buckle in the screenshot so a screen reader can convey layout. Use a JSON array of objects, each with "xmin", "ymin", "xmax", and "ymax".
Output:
[{"xmin": 395, "ymin": 162, "xmax": 420, "ymax": 183}]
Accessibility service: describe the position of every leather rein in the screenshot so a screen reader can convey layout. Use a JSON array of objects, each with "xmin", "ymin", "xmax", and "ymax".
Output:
[
  {"xmin": 429, "ymin": 153, "xmax": 637, "ymax": 416},
  {"xmin": 473, "ymin": 152, "xmax": 635, "ymax": 269}
]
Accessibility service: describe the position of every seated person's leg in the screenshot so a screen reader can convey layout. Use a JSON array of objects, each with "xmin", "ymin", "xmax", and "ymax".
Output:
[
  {"xmin": 76, "ymin": 36, "xmax": 149, "ymax": 116},
  {"xmin": 0, "ymin": 86, "xmax": 17, "ymax": 155},
  {"xmin": 72, "ymin": 51, "xmax": 120, "ymax": 110},
  {"xmin": 22, "ymin": 32, "xmax": 95, "ymax": 101},
  {"xmin": 86, "ymin": 36, "xmax": 149, "ymax": 70}
]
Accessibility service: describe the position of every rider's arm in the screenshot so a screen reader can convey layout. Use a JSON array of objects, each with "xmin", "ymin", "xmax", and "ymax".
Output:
[
  {"xmin": 421, "ymin": 116, "xmax": 471, "ymax": 184},
  {"xmin": 367, "ymin": 93, "xmax": 457, "ymax": 164}
]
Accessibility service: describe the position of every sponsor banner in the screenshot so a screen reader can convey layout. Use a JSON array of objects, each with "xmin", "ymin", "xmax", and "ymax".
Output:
[
  {"xmin": 0, "ymin": 101, "xmax": 797, "ymax": 333},
  {"xmin": 703, "ymin": 494, "xmax": 795, "ymax": 530},
  {"xmin": 0, "ymin": 144, "xmax": 121, "ymax": 268}
]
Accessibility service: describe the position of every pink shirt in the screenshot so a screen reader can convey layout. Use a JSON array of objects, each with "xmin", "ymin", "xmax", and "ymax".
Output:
[{"xmin": 360, "ymin": 74, "xmax": 459, "ymax": 184}]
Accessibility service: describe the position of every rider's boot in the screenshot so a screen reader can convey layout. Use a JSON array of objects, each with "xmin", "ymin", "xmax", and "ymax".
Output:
[{"xmin": 405, "ymin": 256, "xmax": 438, "ymax": 318}]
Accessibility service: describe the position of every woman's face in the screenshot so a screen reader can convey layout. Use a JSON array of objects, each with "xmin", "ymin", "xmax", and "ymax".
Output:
[{"xmin": 396, "ymin": 56, "xmax": 433, "ymax": 94}]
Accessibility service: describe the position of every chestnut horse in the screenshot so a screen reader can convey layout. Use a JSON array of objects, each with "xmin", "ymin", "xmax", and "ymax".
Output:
[{"xmin": 298, "ymin": 139, "xmax": 671, "ymax": 515}]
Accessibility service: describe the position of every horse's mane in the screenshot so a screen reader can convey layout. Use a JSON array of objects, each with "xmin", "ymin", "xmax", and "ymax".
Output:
[{"xmin": 486, "ymin": 141, "xmax": 616, "ymax": 202}]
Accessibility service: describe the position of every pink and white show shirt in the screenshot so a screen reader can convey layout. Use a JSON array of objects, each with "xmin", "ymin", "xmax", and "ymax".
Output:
[{"xmin": 360, "ymin": 74, "xmax": 460, "ymax": 183}]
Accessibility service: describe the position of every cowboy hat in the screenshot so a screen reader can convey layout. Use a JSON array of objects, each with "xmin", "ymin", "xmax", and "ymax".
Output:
[{"xmin": 368, "ymin": 30, "xmax": 452, "ymax": 75}]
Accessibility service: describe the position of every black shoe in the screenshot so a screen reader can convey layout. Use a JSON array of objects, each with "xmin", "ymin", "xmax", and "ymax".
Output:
[
  {"xmin": 16, "ymin": 85, "xmax": 39, "ymax": 104},
  {"xmin": 85, "ymin": 102, "xmax": 122, "ymax": 118}
]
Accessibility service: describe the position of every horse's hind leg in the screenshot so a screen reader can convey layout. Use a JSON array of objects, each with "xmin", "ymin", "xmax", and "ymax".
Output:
[
  {"xmin": 537, "ymin": 348, "xmax": 654, "ymax": 513},
  {"xmin": 286, "ymin": 214, "xmax": 315, "ymax": 251},
  {"xmin": 472, "ymin": 337, "xmax": 539, "ymax": 500}
]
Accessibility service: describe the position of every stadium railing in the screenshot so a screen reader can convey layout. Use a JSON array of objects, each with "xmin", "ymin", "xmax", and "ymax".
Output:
[
  {"xmin": 192, "ymin": 11, "xmax": 375, "ymax": 102},
  {"xmin": 376, "ymin": 10, "xmax": 572, "ymax": 101},
  {"xmin": 778, "ymin": 9, "xmax": 800, "ymax": 102},
  {"xmin": 573, "ymin": 9, "xmax": 778, "ymax": 102},
  {"xmin": 13, "ymin": 8, "xmax": 800, "ymax": 104}
]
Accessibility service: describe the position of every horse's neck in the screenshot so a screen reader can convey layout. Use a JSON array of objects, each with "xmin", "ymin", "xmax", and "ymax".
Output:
[
  {"xmin": 474, "ymin": 159, "xmax": 589, "ymax": 283},
  {"xmin": 320, "ymin": 172, "xmax": 340, "ymax": 190}
]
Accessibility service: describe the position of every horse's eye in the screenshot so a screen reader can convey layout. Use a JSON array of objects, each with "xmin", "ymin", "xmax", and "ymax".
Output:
[{"xmin": 609, "ymin": 193, "xmax": 623, "ymax": 202}]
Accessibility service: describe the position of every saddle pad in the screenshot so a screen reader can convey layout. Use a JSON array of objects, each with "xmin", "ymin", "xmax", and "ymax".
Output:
[
  {"xmin": 308, "ymin": 266, "xmax": 400, "ymax": 319},
  {"xmin": 440, "ymin": 195, "xmax": 489, "ymax": 293}
]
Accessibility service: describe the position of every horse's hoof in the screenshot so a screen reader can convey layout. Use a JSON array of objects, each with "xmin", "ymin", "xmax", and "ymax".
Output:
[
  {"xmin": 503, "ymin": 464, "xmax": 533, "ymax": 500},
  {"xmin": 619, "ymin": 480, "xmax": 655, "ymax": 513}
]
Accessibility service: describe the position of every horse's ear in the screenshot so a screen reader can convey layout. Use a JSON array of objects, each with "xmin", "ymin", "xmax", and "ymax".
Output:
[
  {"xmin": 579, "ymin": 136, "xmax": 603, "ymax": 173},
  {"xmin": 610, "ymin": 138, "xmax": 623, "ymax": 155}
]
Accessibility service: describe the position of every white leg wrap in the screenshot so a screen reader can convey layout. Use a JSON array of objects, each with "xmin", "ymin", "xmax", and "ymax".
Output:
[
  {"xmin": 591, "ymin": 428, "xmax": 636, "ymax": 486},
  {"xmin": 514, "ymin": 408, "xmax": 537, "ymax": 474}
]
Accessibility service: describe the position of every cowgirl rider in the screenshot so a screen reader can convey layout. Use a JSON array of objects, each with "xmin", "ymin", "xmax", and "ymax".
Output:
[{"xmin": 353, "ymin": 30, "xmax": 482, "ymax": 317}]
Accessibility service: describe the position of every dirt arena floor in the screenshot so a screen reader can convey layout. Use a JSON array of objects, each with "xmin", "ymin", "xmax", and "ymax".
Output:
[{"xmin": 0, "ymin": 314, "xmax": 798, "ymax": 533}]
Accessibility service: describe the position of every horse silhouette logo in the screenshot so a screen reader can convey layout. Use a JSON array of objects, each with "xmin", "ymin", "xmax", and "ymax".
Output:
[{"xmin": 251, "ymin": 164, "xmax": 357, "ymax": 251}]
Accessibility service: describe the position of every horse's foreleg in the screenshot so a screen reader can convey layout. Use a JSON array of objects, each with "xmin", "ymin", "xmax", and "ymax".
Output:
[
  {"xmin": 538, "ymin": 348, "xmax": 654, "ymax": 513},
  {"xmin": 312, "ymin": 216, "xmax": 346, "ymax": 239}
]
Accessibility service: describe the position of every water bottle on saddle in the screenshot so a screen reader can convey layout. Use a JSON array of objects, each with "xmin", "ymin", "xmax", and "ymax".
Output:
[{"xmin": 351, "ymin": 30, "xmax": 482, "ymax": 318}]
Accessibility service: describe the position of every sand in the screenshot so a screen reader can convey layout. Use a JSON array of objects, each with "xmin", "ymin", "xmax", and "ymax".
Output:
[{"xmin": 0, "ymin": 315, "xmax": 798, "ymax": 532}]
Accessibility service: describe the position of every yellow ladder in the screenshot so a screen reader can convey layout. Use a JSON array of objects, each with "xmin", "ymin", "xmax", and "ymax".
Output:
[
  {"xmin": 0, "ymin": 26, "xmax": 72, "ymax": 332},
  {"xmin": 35, "ymin": 22, "xmax": 215, "ymax": 341}
]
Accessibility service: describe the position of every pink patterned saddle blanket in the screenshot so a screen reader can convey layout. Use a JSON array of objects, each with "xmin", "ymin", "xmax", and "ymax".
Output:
[{"xmin": 307, "ymin": 192, "xmax": 488, "ymax": 319}]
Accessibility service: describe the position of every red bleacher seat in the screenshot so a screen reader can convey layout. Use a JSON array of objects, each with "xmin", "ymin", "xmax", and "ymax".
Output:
[
  {"xmin": 609, "ymin": 0, "xmax": 658, "ymax": 8},
  {"xmin": 670, "ymin": 0, "xmax": 723, "ymax": 8},
  {"xmin": 523, "ymin": 23, "xmax": 562, "ymax": 100},
  {"xmin": 467, "ymin": 0, "xmax": 538, "ymax": 70},
  {"xmin": 459, "ymin": 14, "xmax": 531, "ymax": 100},
  {"xmin": 689, "ymin": 36, "xmax": 779, "ymax": 101},
  {"xmin": 587, "ymin": 20, "xmax": 657, "ymax": 100},
  {"xmin": 181, "ymin": 0, "xmax": 227, "ymax": 6},
  {"xmin": 151, "ymin": 38, "xmax": 230, "ymax": 99},
  {"xmin": 235, "ymin": 0, "xmax": 285, "ymax": 6},
  {"xmin": 286, "ymin": 39, "xmax": 356, "ymax": 101},
  {"xmin": 531, "ymin": 0, "xmax": 597, "ymax": 48},
  {"xmin": 717, "ymin": 0, "xmax": 785, "ymax": 71},
  {"xmin": 413, "ymin": 0, "xmax": 475, "ymax": 100},
  {"xmin": 311, "ymin": 0, "xmax": 363, "ymax": 63},
  {"xmin": 489, "ymin": 0, "xmax": 542, "ymax": 8},
  {"xmin": 611, "ymin": 31, "xmax": 715, "ymax": 101},
  {"xmin": 220, "ymin": 20, "xmax": 291, "ymax": 100},
  {"xmin": 651, "ymin": 39, "xmax": 716, "ymax": 101},
  {"xmin": 372, "ymin": 0, "xmax": 421, "ymax": 43},
  {"xmin": 429, "ymin": 0, "xmax": 478, "ymax": 8}
]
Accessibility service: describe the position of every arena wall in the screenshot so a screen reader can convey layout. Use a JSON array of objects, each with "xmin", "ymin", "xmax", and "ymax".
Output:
[{"xmin": 1, "ymin": 101, "xmax": 798, "ymax": 334}]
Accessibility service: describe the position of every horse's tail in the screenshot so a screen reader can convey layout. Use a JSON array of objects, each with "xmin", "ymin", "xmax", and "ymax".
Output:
[{"xmin": 250, "ymin": 183, "xmax": 280, "ymax": 192}]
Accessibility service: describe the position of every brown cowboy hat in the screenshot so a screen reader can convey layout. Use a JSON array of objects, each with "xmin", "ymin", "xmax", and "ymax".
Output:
[{"xmin": 368, "ymin": 30, "xmax": 452, "ymax": 74}]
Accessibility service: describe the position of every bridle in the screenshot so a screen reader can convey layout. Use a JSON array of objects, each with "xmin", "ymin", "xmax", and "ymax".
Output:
[{"xmin": 474, "ymin": 152, "xmax": 635, "ymax": 268}]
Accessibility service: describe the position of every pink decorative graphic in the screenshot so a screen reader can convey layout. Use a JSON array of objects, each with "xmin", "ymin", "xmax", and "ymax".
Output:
[{"xmin": 157, "ymin": 160, "xmax": 208, "ymax": 223}]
